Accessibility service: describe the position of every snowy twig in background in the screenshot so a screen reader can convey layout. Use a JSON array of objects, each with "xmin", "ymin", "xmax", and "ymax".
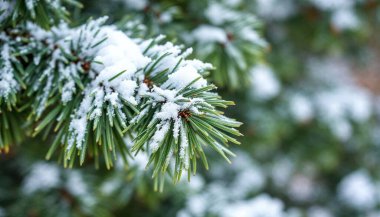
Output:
[
  {"xmin": 0, "ymin": 0, "xmax": 82, "ymax": 30},
  {"xmin": 184, "ymin": 0, "xmax": 267, "ymax": 90},
  {"xmin": 310, "ymin": 0, "xmax": 361, "ymax": 31}
]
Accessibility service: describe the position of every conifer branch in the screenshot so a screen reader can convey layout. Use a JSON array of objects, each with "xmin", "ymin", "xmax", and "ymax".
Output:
[{"xmin": 0, "ymin": 16, "xmax": 242, "ymax": 182}]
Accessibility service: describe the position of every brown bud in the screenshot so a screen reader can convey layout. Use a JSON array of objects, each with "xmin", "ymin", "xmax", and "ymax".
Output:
[
  {"xmin": 81, "ymin": 61, "xmax": 91, "ymax": 72},
  {"xmin": 179, "ymin": 109, "xmax": 192, "ymax": 121}
]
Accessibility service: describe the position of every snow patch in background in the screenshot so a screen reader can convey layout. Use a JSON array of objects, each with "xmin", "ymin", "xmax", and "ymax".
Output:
[
  {"xmin": 221, "ymin": 194, "xmax": 285, "ymax": 217},
  {"xmin": 192, "ymin": 25, "xmax": 228, "ymax": 44},
  {"xmin": 23, "ymin": 163, "xmax": 60, "ymax": 194},
  {"xmin": 122, "ymin": 0, "xmax": 147, "ymax": 10},
  {"xmin": 289, "ymin": 94, "xmax": 314, "ymax": 122},
  {"xmin": 338, "ymin": 170, "xmax": 378, "ymax": 210},
  {"xmin": 256, "ymin": 0, "xmax": 296, "ymax": 21},
  {"xmin": 250, "ymin": 65, "xmax": 281, "ymax": 101}
]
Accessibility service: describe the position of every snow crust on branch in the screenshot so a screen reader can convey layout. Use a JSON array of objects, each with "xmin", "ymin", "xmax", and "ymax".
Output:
[
  {"xmin": 60, "ymin": 18, "xmax": 213, "ymax": 152},
  {"xmin": 0, "ymin": 1, "xmax": 14, "ymax": 23},
  {"xmin": 68, "ymin": 23, "xmax": 151, "ymax": 150},
  {"xmin": 24, "ymin": 18, "xmax": 111, "ymax": 115},
  {"xmin": 0, "ymin": 36, "xmax": 19, "ymax": 100}
]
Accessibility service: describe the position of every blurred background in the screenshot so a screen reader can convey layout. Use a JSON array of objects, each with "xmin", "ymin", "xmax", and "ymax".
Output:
[{"xmin": 1, "ymin": 0, "xmax": 380, "ymax": 216}]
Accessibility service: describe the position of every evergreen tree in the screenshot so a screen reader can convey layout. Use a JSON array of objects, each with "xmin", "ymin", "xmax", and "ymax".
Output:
[{"xmin": 0, "ymin": 0, "xmax": 379, "ymax": 216}]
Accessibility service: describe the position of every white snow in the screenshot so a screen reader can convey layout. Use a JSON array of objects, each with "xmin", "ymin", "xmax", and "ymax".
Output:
[
  {"xmin": 287, "ymin": 208, "xmax": 303, "ymax": 217},
  {"xmin": 131, "ymin": 151, "xmax": 149, "ymax": 169},
  {"xmin": 287, "ymin": 174, "xmax": 316, "ymax": 202},
  {"xmin": 330, "ymin": 120, "xmax": 352, "ymax": 141},
  {"xmin": 143, "ymin": 86, "xmax": 202, "ymax": 160},
  {"xmin": 0, "ymin": 43, "xmax": 19, "ymax": 99},
  {"xmin": 0, "ymin": 1, "xmax": 14, "ymax": 22},
  {"xmin": 271, "ymin": 157, "xmax": 294, "ymax": 188},
  {"xmin": 66, "ymin": 170, "xmax": 87, "ymax": 196},
  {"xmin": 192, "ymin": 25, "xmax": 228, "ymax": 44},
  {"xmin": 23, "ymin": 163, "xmax": 60, "ymax": 194},
  {"xmin": 315, "ymin": 87, "xmax": 372, "ymax": 140},
  {"xmin": 308, "ymin": 207, "xmax": 334, "ymax": 217},
  {"xmin": 221, "ymin": 194, "xmax": 285, "ymax": 217},
  {"xmin": 68, "ymin": 115, "xmax": 88, "ymax": 149},
  {"xmin": 205, "ymin": 2, "xmax": 240, "ymax": 25},
  {"xmin": 101, "ymin": 178, "xmax": 122, "ymax": 195},
  {"xmin": 309, "ymin": 0, "xmax": 355, "ymax": 11},
  {"xmin": 338, "ymin": 170, "xmax": 377, "ymax": 210},
  {"xmin": 177, "ymin": 151, "xmax": 274, "ymax": 217},
  {"xmin": 256, "ymin": 0, "xmax": 296, "ymax": 21},
  {"xmin": 231, "ymin": 166, "xmax": 265, "ymax": 198},
  {"xmin": 66, "ymin": 170, "xmax": 95, "ymax": 206},
  {"xmin": 98, "ymin": 26, "xmax": 151, "ymax": 69},
  {"xmin": 240, "ymin": 27, "xmax": 267, "ymax": 46},
  {"xmin": 141, "ymin": 38, "xmax": 214, "ymax": 97},
  {"xmin": 122, "ymin": 0, "xmax": 148, "ymax": 10},
  {"xmin": 308, "ymin": 57, "xmax": 373, "ymax": 141},
  {"xmin": 26, "ymin": 0, "xmax": 37, "ymax": 11},
  {"xmin": 229, "ymin": 152, "xmax": 266, "ymax": 197},
  {"xmin": 222, "ymin": 0, "xmax": 242, "ymax": 7},
  {"xmin": 250, "ymin": 65, "xmax": 281, "ymax": 101},
  {"xmin": 331, "ymin": 9, "xmax": 360, "ymax": 31},
  {"xmin": 185, "ymin": 60, "xmax": 213, "ymax": 73},
  {"xmin": 141, "ymin": 40, "xmax": 183, "ymax": 73},
  {"xmin": 26, "ymin": 21, "xmax": 57, "ymax": 42},
  {"xmin": 186, "ymin": 175, "xmax": 205, "ymax": 192},
  {"xmin": 158, "ymin": 8, "xmax": 178, "ymax": 24},
  {"xmin": 347, "ymin": 89, "xmax": 372, "ymax": 122},
  {"xmin": 68, "ymin": 24, "xmax": 151, "ymax": 150},
  {"xmin": 289, "ymin": 94, "xmax": 314, "ymax": 122},
  {"xmin": 47, "ymin": 0, "xmax": 61, "ymax": 9},
  {"xmin": 150, "ymin": 121, "xmax": 171, "ymax": 152},
  {"xmin": 309, "ymin": 0, "xmax": 360, "ymax": 31},
  {"xmin": 164, "ymin": 64, "xmax": 207, "ymax": 89},
  {"xmin": 186, "ymin": 194, "xmax": 209, "ymax": 217},
  {"xmin": 368, "ymin": 211, "xmax": 380, "ymax": 217},
  {"xmin": 179, "ymin": 123, "xmax": 189, "ymax": 169},
  {"xmin": 62, "ymin": 80, "xmax": 76, "ymax": 103}
]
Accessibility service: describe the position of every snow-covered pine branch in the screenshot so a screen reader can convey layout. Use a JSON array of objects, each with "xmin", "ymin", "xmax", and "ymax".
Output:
[
  {"xmin": 131, "ymin": 37, "xmax": 242, "ymax": 186},
  {"xmin": 0, "ymin": 17, "xmax": 242, "ymax": 182},
  {"xmin": 0, "ymin": 29, "xmax": 27, "ymax": 153},
  {"xmin": 0, "ymin": 0, "xmax": 83, "ymax": 153}
]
